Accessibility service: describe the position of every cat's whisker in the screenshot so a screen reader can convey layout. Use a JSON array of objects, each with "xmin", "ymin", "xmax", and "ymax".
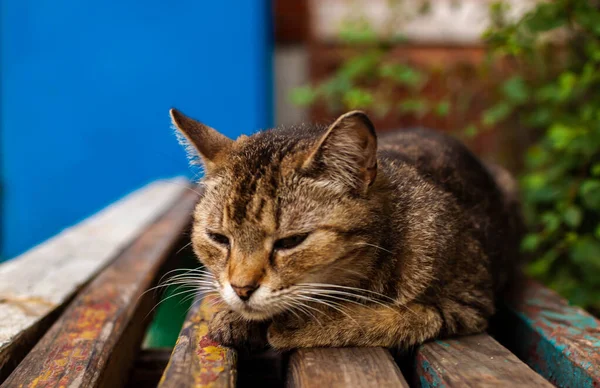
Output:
[
  {"xmin": 297, "ymin": 288, "xmax": 389, "ymax": 307},
  {"xmin": 293, "ymin": 284, "xmax": 419, "ymax": 317},
  {"xmin": 280, "ymin": 295, "xmax": 326, "ymax": 326},
  {"xmin": 157, "ymin": 278, "xmax": 217, "ymax": 287},
  {"xmin": 297, "ymin": 289, "xmax": 381, "ymax": 312},
  {"xmin": 293, "ymin": 294, "xmax": 363, "ymax": 333},
  {"xmin": 164, "ymin": 273, "xmax": 215, "ymax": 283},
  {"xmin": 330, "ymin": 266, "xmax": 370, "ymax": 279},
  {"xmin": 142, "ymin": 279, "xmax": 217, "ymax": 298},
  {"xmin": 155, "ymin": 178, "xmax": 204, "ymax": 197},
  {"xmin": 144, "ymin": 287, "xmax": 216, "ymax": 321},
  {"xmin": 353, "ymin": 242, "xmax": 394, "ymax": 254},
  {"xmin": 297, "ymin": 283, "xmax": 398, "ymax": 303},
  {"xmin": 175, "ymin": 241, "xmax": 193, "ymax": 255},
  {"xmin": 156, "ymin": 267, "xmax": 214, "ymax": 287},
  {"xmin": 275, "ymin": 299, "xmax": 303, "ymax": 321}
]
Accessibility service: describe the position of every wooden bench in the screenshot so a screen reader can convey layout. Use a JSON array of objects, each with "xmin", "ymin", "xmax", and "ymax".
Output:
[{"xmin": 1, "ymin": 178, "xmax": 598, "ymax": 387}]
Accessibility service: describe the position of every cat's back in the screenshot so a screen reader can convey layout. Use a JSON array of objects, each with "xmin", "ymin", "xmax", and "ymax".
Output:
[{"xmin": 377, "ymin": 128, "xmax": 500, "ymax": 209}]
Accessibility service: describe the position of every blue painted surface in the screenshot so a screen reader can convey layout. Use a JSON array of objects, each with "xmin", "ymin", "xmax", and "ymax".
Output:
[
  {"xmin": 506, "ymin": 281, "xmax": 600, "ymax": 387},
  {"xmin": 0, "ymin": 0, "xmax": 273, "ymax": 259},
  {"xmin": 417, "ymin": 357, "xmax": 445, "ymax": 388}
]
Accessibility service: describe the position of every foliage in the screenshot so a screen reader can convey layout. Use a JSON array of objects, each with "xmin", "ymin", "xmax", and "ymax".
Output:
[
  {"xmin": 290, "ymin": 1, "xmax": 448, "ymax": 120},
  {"xmin": 293, "ymin": 0, "xmax": 600, "ymax": 313},
  {"xmin": 486, "ymin": 0, "xmax": 600, "ymax": 313}
]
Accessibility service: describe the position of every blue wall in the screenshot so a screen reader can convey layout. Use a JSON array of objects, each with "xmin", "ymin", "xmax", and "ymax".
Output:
[{"xmin": 0, "ymin": 0, "xmax": 273, "ymax": 259}]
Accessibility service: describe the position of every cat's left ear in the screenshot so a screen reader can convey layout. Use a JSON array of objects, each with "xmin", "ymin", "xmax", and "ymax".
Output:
[
  {"xmin": 303, "ymin": 110, "xmax": 377, "ymax": 192},
  {"xmin": 170, "ymin": 108, "xmax": 233, "ymax": 173}
]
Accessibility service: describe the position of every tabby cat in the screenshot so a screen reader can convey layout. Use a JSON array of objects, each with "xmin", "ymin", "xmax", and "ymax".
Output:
[{"xmin": 170, "ymin": 108, "xmax": 523, "ymax": 349}]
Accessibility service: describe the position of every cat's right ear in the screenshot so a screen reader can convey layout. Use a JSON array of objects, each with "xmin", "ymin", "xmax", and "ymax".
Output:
[{"xmin": 170, "ymin": 108, "xmax": 233, "ymax": 172}]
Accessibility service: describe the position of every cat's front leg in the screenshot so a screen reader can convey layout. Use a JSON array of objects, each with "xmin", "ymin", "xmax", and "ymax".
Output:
[
  {"xmin": 267, "ymin": 303, "xmax": 445, "ymax": 349},
  {"xmin": 208, "ymin": 310, "xmax": 269, "ymax": 350}
]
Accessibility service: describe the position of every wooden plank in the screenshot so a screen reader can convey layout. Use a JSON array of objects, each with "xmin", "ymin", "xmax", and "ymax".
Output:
[
  {"xmin": 0, "ymin": 178, "xmax": 188, "ymax": 380},
  {"xmin": 499, "ymin": 279, "xmax": 600, "ymax": 387},
  {"xmin": 415, "ymin": 334, "xmax": 552, "ymax": 387},
  {"xmin": 288, "ymin": 347, "xmax": 409, "ymax": 388},
  {"xmin": 1, "ymin": 188, "xmax": 198, "ymax": 387},
  {"xmin": 158, "ymin": 295, "xmax": 237, "ymax": 388}
]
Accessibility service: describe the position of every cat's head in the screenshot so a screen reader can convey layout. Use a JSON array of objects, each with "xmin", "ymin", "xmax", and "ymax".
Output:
[{"xmin": 171, "ymin": 108, "xmax": 383, "ymax": 320}]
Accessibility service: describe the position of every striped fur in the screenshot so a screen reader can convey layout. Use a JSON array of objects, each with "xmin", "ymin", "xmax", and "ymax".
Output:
[{"xmin": 170, "ymin": 109, "xmax": 523, "ymax": 349}]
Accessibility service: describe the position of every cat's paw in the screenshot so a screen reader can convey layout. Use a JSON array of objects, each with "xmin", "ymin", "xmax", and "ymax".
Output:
[
  {"xmin": 267, "ymin": 319, "xmax": 303, "ymax": 349},
  {"xmin": 208, "ymin": 310, "xmax": 268, "ymax": 349}
]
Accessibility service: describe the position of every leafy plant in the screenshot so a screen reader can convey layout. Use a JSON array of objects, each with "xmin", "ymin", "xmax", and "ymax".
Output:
[
  {"xmin": 486, "ymin": 0, "xmax": 600, "ymax": 313},
  {"xmin": 294, "ymin": 0, "xmax": 600, "ymax": 314}
]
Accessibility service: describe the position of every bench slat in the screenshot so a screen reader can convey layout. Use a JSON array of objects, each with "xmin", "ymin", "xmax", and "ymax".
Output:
[
  {"xmin": 1, "ymin": 189, "xmax": 198, "ymax": 387},
  {"xmin": 502, "ymin": 280, "xmax": 600, "ymax": 387},
  {"xmin": 288, "ymin": 347, "xmax": 409, "ymax": 388},
  {"xmin": 416, "ymin": 334, "xmax": 552, "ymax": 387},
  {"xmin": 158, "ymin": 295, "xmax": 237, "ymax": 388},
  {"xmin": 0, "ymin": 178, "xmax": 188, "ymax": 381}
]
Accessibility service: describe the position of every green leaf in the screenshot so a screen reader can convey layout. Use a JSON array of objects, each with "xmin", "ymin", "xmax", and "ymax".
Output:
[
  {"xmin": 290, "ymin": 86, "xmax": 318, "ymax": 106},
  {"xmin": 338, "ymin": 20, "xmax": 378, "ymax": 44},
  {"xmin": 522, "ymin": 233, "xmax": 541, "ymax": 252},
  {"xmin": 563, "ymin": 205, "xmax": 582, "ymax": 229},
  {"xmin": 502, "ymin": 76, "xmax": 529, "ymax": 104},
  {"xmin": 591, "ymin": 164, "xmax": 600, "ymax": 177},
  {"xmin": 580, "ymin": 180, "xmax": 600, "ymax": 210},
  {"xmin": 525, "ymin": 146, "xmax": 549, "ymax": 169},
  {"xmin": 558, "ymin": 72, "xmax": 577, "ymax": 100},
  {"xmin": 398, "ymin": 99, "xmax": 429, "ymax": 116},
  {"xmin": 342, "ymin": 89, "xmax": 374, "ymax": 109},
  {"xmin": 527, "ymin": 250, "xmax": 558, "ymax": 277},
  {"xmin": 525, "ymin": 3, "xmax": 567, "ymax": 32},
  {"xmin": 595, "ymin": 225, "xmax": 600, "ymax": 240},
  {"xmin": 482, "ymin": 103, "xmax": 512, "ymax": 127},
  {"xmin": 435, "ymin": 100, "xmax": 450, "ymax": 117},
  {"xmin": 463, "ymin": 124, "xmax": 479, "ymax": 138},
  {"xmin": 380, "ymin": 64, "xmax": 426, "ymax": 89},
  {"xmin": 569, "ymin": 236, "xmax": 600, "ymax": 270},
  {"xmin": 541, "ymin": 212, "xmax": 561, "ymax": 233},
  {"xmin": 548, "ymin": 123, "xmax": 577, "ymax": 150}
]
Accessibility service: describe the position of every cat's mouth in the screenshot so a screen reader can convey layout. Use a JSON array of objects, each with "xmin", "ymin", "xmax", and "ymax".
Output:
[{"xmin": 221, "ymin": 283, "xmax": 283, "ymax": 321}]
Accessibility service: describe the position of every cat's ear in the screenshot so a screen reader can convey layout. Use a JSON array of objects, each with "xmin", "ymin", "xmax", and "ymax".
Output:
[
  {"xmin": 303, "ymin": 110, "xmax": 377, "ymax": 191},
  {"xmin": 170, "ymin": 108, "xmax": 233, "ymax": 172}
]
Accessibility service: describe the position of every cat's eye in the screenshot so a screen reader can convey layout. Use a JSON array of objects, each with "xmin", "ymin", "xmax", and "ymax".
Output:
[
  {"xmin": 274, "ymin": 233, "xmax": 309, "ymax": 251},
  {"xmin": 207, "ymin": 232, "xmax": 230, "ymax": 247}
]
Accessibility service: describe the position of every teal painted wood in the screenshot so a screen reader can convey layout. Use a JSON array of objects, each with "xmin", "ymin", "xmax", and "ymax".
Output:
[
  {"xmin": 415, "ymin": 334, "xmax": 552, "ymax": 387},
  {"xmin": 503, "ymin": 279, "xmax": 600, "ymax": 387}
]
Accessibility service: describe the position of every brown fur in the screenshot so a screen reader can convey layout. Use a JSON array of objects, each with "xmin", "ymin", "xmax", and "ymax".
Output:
[{"xmin": 170, "ymin": 108, "xmax": 523, "ymax": 349}]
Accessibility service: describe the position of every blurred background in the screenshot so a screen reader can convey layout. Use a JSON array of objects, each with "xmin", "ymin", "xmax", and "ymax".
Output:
[{"xmin": 1, "ymin": 0, "xmax": 599, "ymax": 318}]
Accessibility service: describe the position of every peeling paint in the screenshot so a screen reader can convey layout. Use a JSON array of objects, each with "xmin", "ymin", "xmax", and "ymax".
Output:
[
  {"xmin": 506, "ymin": 280, "xmax": 600, "ymax": 387},
  {"xmin": 159, "ymin": 295, "xmax": 236, "ymax": 387}
]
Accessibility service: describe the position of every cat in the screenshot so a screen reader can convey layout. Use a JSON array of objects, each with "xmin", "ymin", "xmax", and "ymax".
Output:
[{"xmin": 170, "ymin": 108, "xmax": 523, "ymax": 349}]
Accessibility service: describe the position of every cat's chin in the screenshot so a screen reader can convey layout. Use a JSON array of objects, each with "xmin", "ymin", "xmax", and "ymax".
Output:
[{"xmin": 234, "ymin": 305, "xmax": 276, "ymax": 321}]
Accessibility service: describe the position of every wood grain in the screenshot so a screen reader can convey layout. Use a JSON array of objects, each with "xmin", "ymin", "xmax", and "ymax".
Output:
[
  {"xmin": 158, "ymin": 295, "xmax": 237, "ymax": 388},
  {"xmin": 415, "ymin": 334, "xmax": 552, "ymax": 387},
  {"xmin": 499, "ymin": 280, "xmax": 600, "ymax": 387},
  {"xmin": 288, "ymin": 347, "xmax": 409, "ymax": 388},
  {"xmin": 1, "ymin": 188, "xmax": 198, "ymax": 388},
  {"xmin": 0, "ymin": 178, "xmax": 188, "ymax": 381}
]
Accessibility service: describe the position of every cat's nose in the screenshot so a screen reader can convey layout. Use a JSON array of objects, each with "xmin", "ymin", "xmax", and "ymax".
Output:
[{"xmin": 231, "ymin": 284, "xmax": 258, "ymax": 301}]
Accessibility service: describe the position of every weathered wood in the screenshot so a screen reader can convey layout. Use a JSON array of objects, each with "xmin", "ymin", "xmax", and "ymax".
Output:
[
  {"xmin": 499, "ymin": 280, "xmax": 600, "ymax": 387},
  {"xmin": 415, "ymin": 334, "xmax": 552, "ymax": 387},
  {"xmin": 0, "ymin": 178, "xmax": 189, "ymax": 381},
  {"xmin": 159, "ymin": 295, "xmax": 237, "ymax": 388},
  {"xmin": 1, "ymin": 189, "xmax": 198, "ymax": 388},
  {"xmin": 288, "ymin": 347, "xmax": 409, "ymax": 388}
]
